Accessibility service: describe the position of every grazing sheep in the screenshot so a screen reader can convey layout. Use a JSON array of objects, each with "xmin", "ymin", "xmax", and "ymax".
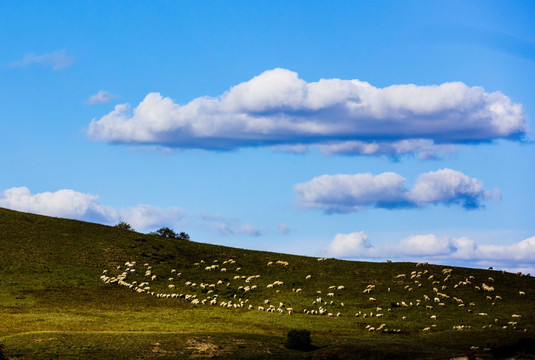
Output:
[{"xmin": 305, "ymin": 275, "xmax": 312, "ymax": 280}]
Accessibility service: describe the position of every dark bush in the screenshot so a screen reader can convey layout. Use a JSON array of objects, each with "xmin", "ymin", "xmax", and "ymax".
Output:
[
  {"xmin": 0, "ymin": 344, "xmax": 8, "ymax": 360},
  {"xmin": 159, "ymin": 227, "xmax": 176, "ymax": 238},
  {"xmin": 286, "ymin": 329, "xmax": 312, "ymax": 350},
  {"xmin": 114, "ymin": 221, "xmax": 133, "ymax": 231},
  {"xmin": 491, "ymin": 338, "xmax": 535, "ymax": 357},
  {"xmin": 150, "ymin": 227, "xmax": 190, "ymax": 240},
  {"xmin": 178, "ymin": 231, "xmax": 190, "ymax": 240}
]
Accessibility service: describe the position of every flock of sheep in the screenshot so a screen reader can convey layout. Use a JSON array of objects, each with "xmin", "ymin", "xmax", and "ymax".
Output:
[{"xmin": 100, "ymin": 257, "xmax": 530, "ymax": 334}]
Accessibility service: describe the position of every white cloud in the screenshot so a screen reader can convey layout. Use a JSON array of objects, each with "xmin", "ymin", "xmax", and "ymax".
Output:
[
  {"xmin": 11, "ymin": 50, "xmax": 74, "ymax": 70},
  {"xmin": 0, "ymin": 186, "xmax": 184, "ymax": 231},
  {"xmin": 326, "ymin": 231, "xmax": 535, "ymax": 271},
  {"xmin": 119, "ymin": 204, "xmax": 184, "ymax": 231},
  {"xmin": 476, "ymin": 236, "xmax": 535, "ymax": 261},
  {"xmin": 295, "ymin": 168, "xmax": 490, "ymax": 213},
  {"xmin": 198, "ymin": 213, "xmax": 263, "ymax": 236},
  {"xmin": 408, "ymin": 169, "xmax": 487, "ymax": 209},
  {"xmin": 87, "ymin": 68, "xmax": 527, "ymax": 157},
  {"xmin": 317, "ymin": 139, "xmax": 456, "ymax": 159},
  {"xmin": 399, "ymin": 234, "xmax": 452, "ymax": 256},
  {"xmin": 277, "ymin": 223, "xmax": 294, "ymax": 235},
  {"xmin": 86, "ymin": 90, "xmax": 118, "ymax": 105},
  {"xmin": 326, "ymin": 231, "xmax": 374, "ymax": 257}
]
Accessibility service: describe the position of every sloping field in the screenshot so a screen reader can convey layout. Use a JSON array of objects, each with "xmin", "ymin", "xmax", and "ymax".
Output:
[{"xmin": 1, "ymin": 207, "xmax": 534, "ymax": 359}]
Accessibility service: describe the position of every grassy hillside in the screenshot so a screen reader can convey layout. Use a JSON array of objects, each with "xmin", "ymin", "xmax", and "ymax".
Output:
[{"xmin": 1, "ymin": 207, "xmax": 534, "ymax": 359}]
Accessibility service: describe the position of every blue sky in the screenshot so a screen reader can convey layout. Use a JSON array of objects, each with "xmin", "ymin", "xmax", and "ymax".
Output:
[{"xmin": 1, "ymin": 1, "xmax": 534, "ymax": 273}]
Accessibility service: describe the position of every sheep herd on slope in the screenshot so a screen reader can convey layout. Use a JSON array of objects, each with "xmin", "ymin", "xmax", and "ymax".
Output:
[{"xmin": 100, "ymin": 257, "xmax": 531, "ymax": 334}]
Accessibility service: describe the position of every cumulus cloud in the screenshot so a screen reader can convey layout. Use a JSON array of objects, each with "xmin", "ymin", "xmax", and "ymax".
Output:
[
  {"xmin": 326, "ymin": 231, "xmax": 535, "ymax": 271},
  {"xmin": 87, "ymin": 68, "xmax": 527, "ymax": 157},
  {"xmin": 198, "ymin": 213, "xmax": 263, "ymax": 236},
  {"xmin": 11, "ymin": 50, "xmax": 74, "ymax": 70},
  {"xmin": 118, "ymin": 204, "xmax": 184, "ymax": 231},
  {"xmin": 326, "ymin": 231, "xmax": 375, "ymax": 257},
  {"xmin": 0, "ymin": 186, "xmax": 184, "ymax": 231},
  {"xmin": 399, "ymin": 234, "xmax": 453, "ymax": 256},
  {"xmin": 86, "ymin": 90, "xmax": 118, "ymax": 105},
  {"xmin": 295, "ymin": 168, "xmax": 489, "ymax": 213}
]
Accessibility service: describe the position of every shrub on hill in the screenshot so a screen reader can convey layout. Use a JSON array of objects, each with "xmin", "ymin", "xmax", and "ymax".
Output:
[
  {"xmin": 150, "ymin": 227, "xmax": 190, "ymax": 240},
  {"xmin": 114, "ymin": 221, "xmax": 133, "ymax": 231},
  {"xmin": 178, "ymin": 231, "xmax": 190, "ymax": 240},
  {"xmin": 285, "ymin": 329, "xmax": 312, "ymax": 350},
  {"xmin": 0, "ymin": 344, "xmax": 8, "ymax": 360}
]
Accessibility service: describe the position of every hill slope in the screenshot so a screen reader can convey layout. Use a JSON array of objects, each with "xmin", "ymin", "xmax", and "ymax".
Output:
[{"xmin": 1, "ymin": 207, "xmax": 534, "ymax": 359}]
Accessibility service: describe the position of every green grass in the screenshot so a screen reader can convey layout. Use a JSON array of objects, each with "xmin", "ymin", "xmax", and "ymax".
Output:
[{"xmin": 1, "ymin": 207, "xmax": 534, "ymax": 359}]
